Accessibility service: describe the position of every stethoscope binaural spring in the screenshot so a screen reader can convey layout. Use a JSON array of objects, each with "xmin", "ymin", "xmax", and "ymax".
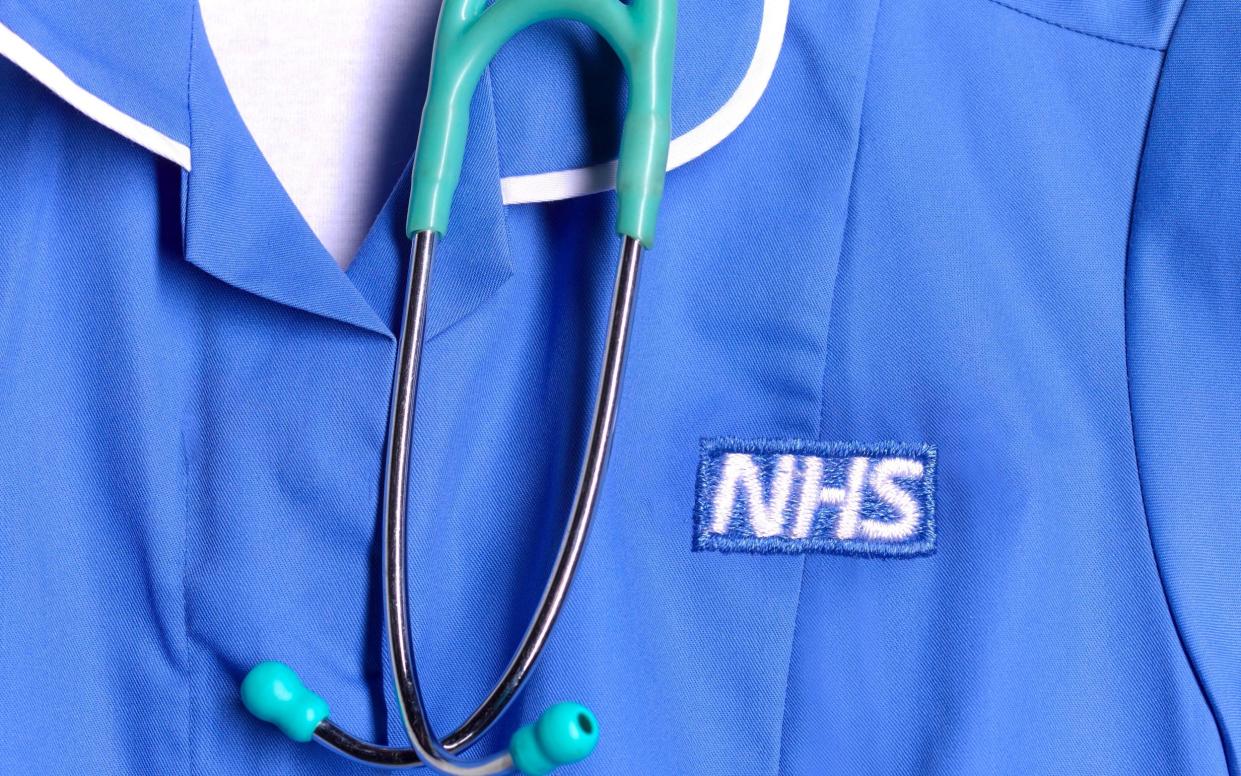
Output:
[{"xmin": 238, "ymin": 0, "xmax": 675, "ymax": 773}]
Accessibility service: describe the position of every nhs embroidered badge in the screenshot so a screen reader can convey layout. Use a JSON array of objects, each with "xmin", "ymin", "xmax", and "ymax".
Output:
[{"xmin": 694, "ymin": 439, "xmax": 937, "ymax": 557}]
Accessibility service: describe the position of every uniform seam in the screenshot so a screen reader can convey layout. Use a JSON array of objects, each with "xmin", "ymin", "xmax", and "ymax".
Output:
[
  {"xmin": 1120, "ymin": 0, "xmax": 1232, "ymax": 767},
  {"xmin": 985, "ymin": 0, "xmax": 1166, "ymax": 52},
  {"xmin": 181, "ymin": 12, "xmax": 197, "ymax": 776},
  {"xmin": 771, "ymin": 560, "xmax": 808, "ymax": 774},
  {"xmin": 770, "ymin": 0, "xmax": 885, "ymax": 768},
  {"xmin": 182, "ymin": 2, "xmax": 196, "ymax": 257},
  {"xmin": 180, "ymin": 426, "xmax": 195, "ymax": 776},
  {"xmin": 1123, "ymin": 221, "xmax": 1233, "ymax": 774}
]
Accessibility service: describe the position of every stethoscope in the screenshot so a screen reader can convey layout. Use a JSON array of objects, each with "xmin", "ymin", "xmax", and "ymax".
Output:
[{"xmin": 237, "ymin": 0, "xmax": 675, "ymax": 773}]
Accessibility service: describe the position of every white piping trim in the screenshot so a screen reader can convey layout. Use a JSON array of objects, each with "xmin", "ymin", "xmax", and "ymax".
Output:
[
  {"xmin": 0, "ymin": 0, "xmax": 786, "ymax": 197},
  {"xmin": 499, "ymin": 0, "xmax": 789, "ymax": 205},
  {"xmin": 0, "ymin": 20, "xmax": 191, "ymax": 170}
]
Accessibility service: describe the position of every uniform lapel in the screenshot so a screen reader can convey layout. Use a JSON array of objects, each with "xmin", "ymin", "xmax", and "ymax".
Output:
[{"xmin": 182, "ymin": 7, "xmax": 513, "ymax": 341}]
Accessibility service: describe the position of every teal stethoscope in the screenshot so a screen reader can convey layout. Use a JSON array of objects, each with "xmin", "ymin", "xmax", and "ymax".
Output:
[{"xmin": 237, "ymin": 0, "xmax": 675, "ymax": 773}]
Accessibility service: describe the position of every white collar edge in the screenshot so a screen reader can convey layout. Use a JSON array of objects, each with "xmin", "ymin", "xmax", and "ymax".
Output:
[
  {"xmin": 0, "ymin": 20, "xmax": 192, "ymax": 170},
  {"xmin": 1, "ymin": 0, "xmax": 788, "ymax": 202},
  {"xmin": 500, "ymin": 0, "xmax": 789, "ymax": 205}
]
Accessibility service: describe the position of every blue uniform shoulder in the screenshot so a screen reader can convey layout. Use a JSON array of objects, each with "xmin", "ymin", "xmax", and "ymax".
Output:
[{"xmin": 0, "ymin": 0, "xmax": 193, "ymax": 166}]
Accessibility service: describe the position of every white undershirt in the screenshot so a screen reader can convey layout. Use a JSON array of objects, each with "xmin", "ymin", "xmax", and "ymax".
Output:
[{"xmin": 199, "ymin": 0, "xmax": 441, "ymax": 267}]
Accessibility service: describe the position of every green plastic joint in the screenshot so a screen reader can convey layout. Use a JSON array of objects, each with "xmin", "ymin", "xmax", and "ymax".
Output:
[
  {"xmin": 508, "ymin": 703, "xmax": 600, "ymax": 775},
  {"xmin": 407, "ymin": 0, "xmax": 677, "ymax": 248},
  {"xmin": 240, "ymin": 661, "xmax": 330, "ymax": 743}
]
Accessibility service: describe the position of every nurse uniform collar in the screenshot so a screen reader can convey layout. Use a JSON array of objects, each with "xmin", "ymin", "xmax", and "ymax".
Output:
[{"xmin": 240, "ymin": 0, "xmax": 676, "ymax": 772}]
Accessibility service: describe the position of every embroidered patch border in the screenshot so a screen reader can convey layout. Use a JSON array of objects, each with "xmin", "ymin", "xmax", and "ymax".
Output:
[{"xmin": 693, "ymin": 438, "xmax": 937, "ymax": 558}]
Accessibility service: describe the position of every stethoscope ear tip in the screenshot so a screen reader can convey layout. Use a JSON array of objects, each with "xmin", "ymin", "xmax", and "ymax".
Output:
[
  {"xmin": 240, "ymin": 661, "xmax": 330, "ymax": 744},
  {"xmin": 508, "ymin": 702, "xmax": 600, "ymax": 775}
]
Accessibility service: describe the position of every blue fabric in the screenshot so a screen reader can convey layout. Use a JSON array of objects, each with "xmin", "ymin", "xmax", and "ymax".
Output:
[
  {"xmin": 0, "ymin": 0, "xmax": 191, "ymax": 150},
  {"xmin": 1127, "ymin": 0, "xmax": 1241, "ymax": 768},
  {"xmin": 0, "ymin": 0, "xmax": 1237, "ymax": 774}
]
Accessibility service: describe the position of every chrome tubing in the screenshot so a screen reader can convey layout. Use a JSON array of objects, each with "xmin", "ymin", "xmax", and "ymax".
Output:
[{"xmin": 314, "ymin": 232, "xmax": 644, "ymax": 771}]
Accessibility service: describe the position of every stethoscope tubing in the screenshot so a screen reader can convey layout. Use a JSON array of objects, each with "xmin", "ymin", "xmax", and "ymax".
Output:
[
  {"xmin": 241, "ymin": 0, "xmax": 671, "ymax": 767},
  {"xmin": 310, "ymin": 232, "xmax": 644, "ymax": 770}
]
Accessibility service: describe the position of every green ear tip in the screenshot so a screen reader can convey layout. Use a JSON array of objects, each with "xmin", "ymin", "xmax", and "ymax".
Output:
[
  {"xmin": 240, "ymin": 661, "xmax": 329, "ymax": 743},
  {"xmin": 509, "ymin": 703, "xmax": 599, "ymax": 775},
  {"xmin": 535, "ymin": 703, "xmax": 599, "ymax": 764}
]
